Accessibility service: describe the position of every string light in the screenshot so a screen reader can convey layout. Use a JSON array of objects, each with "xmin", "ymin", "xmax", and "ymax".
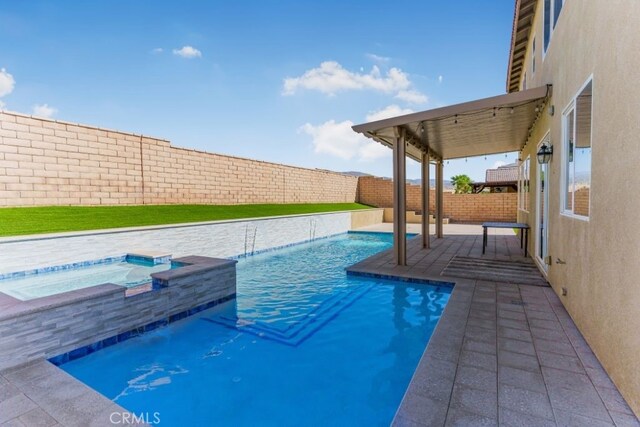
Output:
[
  {"xmin": 510, "ymin": 108, "xmax": 514, "ymax": 114},
  {"xmin": 492, "ymin": 107, "xmax": 496, "ymax": 118},
  {"xmin": 454, "ymin": 114, "xmax": 458, "ymax": 124}
]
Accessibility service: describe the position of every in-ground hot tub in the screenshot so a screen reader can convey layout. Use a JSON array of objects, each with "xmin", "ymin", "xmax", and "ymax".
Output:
[
  {"xmin": 0, "ymin": 253, "xmax": 237, "ymax": 371},
  {"xmin": 0, "ymin": 252, "xmax": 174, "ymax": 301}
]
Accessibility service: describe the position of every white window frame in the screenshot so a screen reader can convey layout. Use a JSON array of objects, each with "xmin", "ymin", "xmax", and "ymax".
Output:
[
  {"xmin": 543, "ymin": 0, "xmax": 565, "ymax": 58},
  {"xmin": 560, "ymin": 75, "xmax": 593, "ymax": 221}
]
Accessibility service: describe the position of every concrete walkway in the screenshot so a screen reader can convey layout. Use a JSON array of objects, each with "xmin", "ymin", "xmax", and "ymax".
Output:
[{"xmin": 348, "ymin": 227, "xmax": 639, "ymax": 426}]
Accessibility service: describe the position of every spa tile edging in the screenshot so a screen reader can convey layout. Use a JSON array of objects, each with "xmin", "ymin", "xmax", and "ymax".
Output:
[
  {"xmin": 0, "ymin": 252, "xmax": 173, "ymax": 282},
  {"xmin": 0, "ymin": 255, "xmax": 127, "ymax": 281},
  {"xmin": 48, "ymin": 293, "xmax": 236, "ymax": 366}
]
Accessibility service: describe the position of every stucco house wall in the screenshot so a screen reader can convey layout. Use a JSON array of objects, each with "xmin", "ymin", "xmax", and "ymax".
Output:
[{"xmin": 515, "ymin": 0, "xmax": 640, "ymax": 414}]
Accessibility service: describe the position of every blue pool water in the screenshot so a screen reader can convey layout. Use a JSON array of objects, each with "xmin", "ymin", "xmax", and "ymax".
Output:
[{"xmin": 62, "ymin": 232, "xmax": 452, "ymax": 426}]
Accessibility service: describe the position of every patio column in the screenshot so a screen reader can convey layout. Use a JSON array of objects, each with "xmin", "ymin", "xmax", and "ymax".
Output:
[
  {"xmin": 421, "ymin": 150, "xmax": 430, "ymax": 249},
  {"xmin": 436, "ymin": 160, "xmax": 444, "ymax": 238},
  {"xmin": 392, "ymin": 127, "xmax": 407, "ymax": 266}
]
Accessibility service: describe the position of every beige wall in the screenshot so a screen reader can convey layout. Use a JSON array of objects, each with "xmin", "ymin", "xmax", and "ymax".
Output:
[
  {"xmin": 0, "ymin": 112, "xmax": 358, "ymax": 206},
  {"xmin": 516, "ymin": 0, "xmax": 640, "ymax": 414},
  {"xmin": 358, "ymin": 176, "xmax": 517, "ymax": 223},
  {"xmin": 350, "ymin": 209, "xmax": 384, "ymax": 229}
]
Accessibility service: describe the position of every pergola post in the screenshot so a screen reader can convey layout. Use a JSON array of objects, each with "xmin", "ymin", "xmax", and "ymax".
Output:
[
  {"xmin": 392, "ymin": 127, "xmax": 407, "ymax": 266},
  {"xmin": 436, "ymin": 160, "xmax": 444, "ymax": 238},
  {"xmin": 420, "ymin": 124, "xmax": 430, "ymax": 249}
]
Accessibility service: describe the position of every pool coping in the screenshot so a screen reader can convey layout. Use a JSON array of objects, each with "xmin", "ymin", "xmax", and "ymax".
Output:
[{"xmin": 0, "ymin": 359, "xmax": 142, "ymax": 426}]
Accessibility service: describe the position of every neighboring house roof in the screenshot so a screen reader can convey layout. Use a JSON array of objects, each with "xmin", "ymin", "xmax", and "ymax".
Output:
[
  {"xmin": 486, "ymin": 163, "xmax": 518, "ymax": 183},
  {"xmin": 472, "ymin": 164, "xmax": 519, "ymax": 193},
  {"xmin": 507, "ymin": 0, "xmax": 538, "ymax": 92}
]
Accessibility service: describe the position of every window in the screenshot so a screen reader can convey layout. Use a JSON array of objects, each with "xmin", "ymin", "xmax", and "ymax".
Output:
[
  {"xmin": 518, "ymin": 156, "xmax": 531, "ymax": 212},
  {"xmin": 562, "ymin": 79, "xmax": 592, "ymax": 218},
  {"xmin": 544, "ymin": 0, "xmax": 564, "ymax": 53},
  {"xmin": 532, "ymin": 37, "xmax": 536, "ymax": 74},
  {"xmin": 553, "ymin": 0, "xmax": 563, "ymax": 28}
]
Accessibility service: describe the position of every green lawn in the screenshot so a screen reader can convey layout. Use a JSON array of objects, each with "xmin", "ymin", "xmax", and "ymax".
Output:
[{"xmin": 0, "ymin": 203, "xmax": 372, "ymax": 237}]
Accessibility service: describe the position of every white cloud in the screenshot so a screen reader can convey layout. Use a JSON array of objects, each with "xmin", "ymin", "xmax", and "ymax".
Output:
[
  {"xmin": 358, "ymin": 139, "xmax": 390, "ymax": 161},
  {"xmin": 283, "ymin": 61, "xmax": 429, "ymax": 108},
  {"xmin": 395, "ymin": 89, "xmax": 428, "ymax": 104},
  {"xmin": 283, "ymin": 61, "xmax": 411, "ymax": 96},
  {"xmin": 0, "ymin": 68, "xmax": 15, "ymax": 97},
  {"xmin": 492, "ymin": 160, "xmax": 506, "ymax": 169},
  {"xmin": 365, "ymin": 53, "xmax": 391, "ymax": 63},
  {"xmin": 438, "ymin": 75, "xmax": 443, "ymax": 84},
  {"xmin": 172, "ymin": 46, "xmax": 202, "ymax": 59},
  {"xmin": 299, "ymin": 104, "xmax": 417, "ymax": 162},
  {"xmin": 299, "ymin": 119, "xmax": 389, "ymax": 162},
  {"xmin": 151, "ymin": 48, "xmax": 164, "ymax": 54},
  {"xmin": 365, "ymin": 104, "xmax": 414, "ymax": 122},
  {"xmin": 32, "ymin": 104, "xmax": 57, "ymax": 118},
  {"xmin": 0, "ymin": 100, "xmax": 5, "ymax": 109}
]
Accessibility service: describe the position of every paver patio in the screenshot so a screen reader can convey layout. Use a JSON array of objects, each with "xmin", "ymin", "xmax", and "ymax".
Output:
[
  {"xmin": 348, "ymin": 225, "xmax": 639, "ymax": 426},
  {"xmin": 0, "ymin": 360, "xmax": 139, "ymax": 426}
]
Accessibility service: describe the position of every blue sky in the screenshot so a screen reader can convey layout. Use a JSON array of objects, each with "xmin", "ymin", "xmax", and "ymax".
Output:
[{"xmin": 0, "ymin": 0, "xmax": 519, "ymax": 181}]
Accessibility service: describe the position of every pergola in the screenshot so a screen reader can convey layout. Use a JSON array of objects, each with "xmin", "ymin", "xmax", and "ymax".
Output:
[{"xmin": 352, "ymin": 85, "xmax": 551, "ymax": 265}]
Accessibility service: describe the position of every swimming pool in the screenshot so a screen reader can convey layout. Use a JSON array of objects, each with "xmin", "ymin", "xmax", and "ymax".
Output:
[
  {"xmin": 61, "ymin": 232, "xmax": 452, "ymax": 426},
  {"xmin": 0, "ymin": 258, "xmax": 172, "ymax": 301}
]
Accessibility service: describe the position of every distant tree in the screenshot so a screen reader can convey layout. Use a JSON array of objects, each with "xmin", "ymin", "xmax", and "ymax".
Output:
[{"xmin": 451, "ymin": 174, "xmax": 473, "ymax": 194}]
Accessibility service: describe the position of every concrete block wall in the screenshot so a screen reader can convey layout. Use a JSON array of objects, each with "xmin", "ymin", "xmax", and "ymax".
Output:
[
  {"xmin": 571, "ymin": 187, "xmax": 590, "ymax": 217},
  {"xmin": 0, "ymin": 113, "xmax": 143, "ymax": 206},
  {"xmin": 142, "ymin": 140, "xmax": 358, "ymax": 205},
  {"xmin": 0, "ymin": 110, "xmax": 513, "ymax": 222},
  {"xmin": 0, "ymin": 111, "xmax": 357, "ymax": 206},
  {"xmin": 357, "ymin": 176, "xmax": 517, "ymax": 223}
]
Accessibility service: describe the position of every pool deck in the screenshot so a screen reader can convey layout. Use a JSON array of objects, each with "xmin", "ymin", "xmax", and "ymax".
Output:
[
  {"xmin": 0, "ymin": 360, "xmax": 142, "ymax": 426},
  {"xmin": 348, "ymin": 224, "xmax": 639, "ymax": 426}
]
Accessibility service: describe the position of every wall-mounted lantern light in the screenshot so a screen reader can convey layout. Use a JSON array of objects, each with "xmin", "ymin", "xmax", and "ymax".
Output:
[{"xmin": 537, "ymin": 142, "xmax": 553, "ymax": 164}]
